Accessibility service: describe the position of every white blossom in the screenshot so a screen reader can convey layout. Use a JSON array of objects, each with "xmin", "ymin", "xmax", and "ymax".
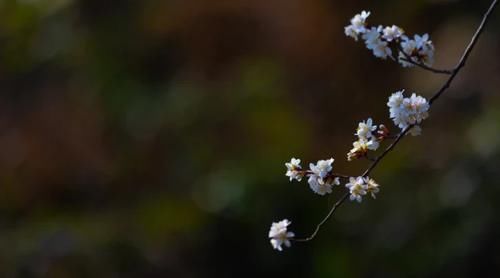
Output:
[
  {"xmin": 349, "ymin": 118, "xmax": 381, "ymax": 161},
  {"xmin": 398, "ymin": 36, "xmax": 418, "ymax": 67},
  {"xmin": 366, "ymin": 138, "xmax": 380, "ymax": 151},
  {"xmin": 351, "ymin": 11, "xmax": 371, "ymax": 32},
  {"xmin": 363, "ymin": 26, "xmax": 382, "ymax": 46},
  {"xmin": 345, "ymin": 177, "xmax": 368, "ymax": 203},
  {"xmin": 387, "ymin": 90, "xmax": 429, "ymax": 133},
  {"xmin": 363, "ymin": 26, "xmax": 392, "ymax": 59},
  {"xmin": 347, "ymin": 139, "xmax": 368, "ymax": 161},
  {"xmin": 306, "ymin": 158, "xmax": 338, "ymax": 195},
  {"xmin": 307, "ymin": 175, "xmax": 339, "ymax": 195},
  {"xmin": 347, "ymin": 138, "xmax": 379, "ymax": 161},
  {"xmin": 414, "ymin": 33, "xmax": 430, "ymax": 48},
  {"xmin": 417, "ymin": 35, "xmax": 435, "ymax": 66},
  {"xmin": 398, "ymin": 34, "xmax": 435, "ymax": 67},
  {"xmin": 285, "ymin": 158, "xmax": 304, "ymax": 182},
  {"xmin": 344, "ymin": 25, "xmax": 359, "ymax": 41},
  {"xmin": 356, "ymin": 118, "xmax": 377, "ymax": 139},
  {"xmin": 364, "ymin": 177, "xmax": 380, "ymax": 199},
  {"xmin": 269, "ymin": 219, "xmax": 295, "ymax": 251},
  {"xmin": 309, "ymin": 158, "xmax": 334, "ymax": 179},
  {"xmin": 344, "ymin": 11, "xmax": 371, "ymax": 40},
  {"xmin": 372, "ymin": 40, "xmax": 392, "ymax": 59},
  {"xmin": 382, "ymin": 25, "xmax": 404, "ymax": 42},
  {"xmin": 407, "ymin": 93, "xmax": 430, "ymax": 124}
]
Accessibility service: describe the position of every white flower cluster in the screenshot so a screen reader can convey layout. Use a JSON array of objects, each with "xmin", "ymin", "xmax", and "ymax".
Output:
[
  {"xmin": 345, "ymin": 176, "xmax": 380, "ymax": 202},
  {"xmin": 344, "ymin": 10, "xmax": 370, "ymax": 41},
  {"xmin": 285, "ymin": 158, "xmax": 304, "ymax": 182},
  {"xmin": 399, "ymin": 34, "xmax": 435, "ymax": 67},
  {"xmin": 285, "ymin": 158, "xmax": 340, "ymax": 195},
  {"xmin": 270, "ymin": 9, "xmax": 438, "ymax": 252},
  {"xmin": 277, "ymin": 155, "xmax": 382, "ymax": 250},
  {"xmin": 348, "ymin": 118, "xmax": 390, "ymax": 161},
  {"xmin": 345, "ymin": 11, "xmax": 435, "ymax": 66},
  {"xmin": 269, "ymin": 219, "xmax": 294, "ymax": 251},
  {"xmin": 387, "ymin": 90, "xmax": 430, "ymax": 136}
]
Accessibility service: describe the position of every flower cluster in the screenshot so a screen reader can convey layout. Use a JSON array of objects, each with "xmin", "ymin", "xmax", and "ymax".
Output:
[
  {"xmin": 345, "ymin": 176, "xmax": 381, "ymax": 202},
  {"xmin": 345, "ymin": 11, "xmax": 435, "ymax": 67},
  {"xmin": 285, "ymin": 158, "xmax": 340, "ymax": 195},
  {"xmin": 347, "ymin": 118, "xmax": 390, "ymax": 161},
  {"xmin": 308, "ymin": 158, "xmax": 340, "ymax": 195},
  {"xmin": 269, "ymin": 219, "xmax": 294, "ymax": 251},
  {"xmin": 387, "ymin": 90, "xmax": 430, "ymax": 136},
  {"xmin": 269, "ymin": 8, "xmax": 441, "ymax": 252},
  {"xmin": 284, "ymin": 156, "xmax": 382, "ymax": 199},
  {"xmin": 285, "ymin": 158, "xmax": 304, "ymax": 182},
  {"xmin": 399, "ymin": 34, "xmax": 435, "ymax": 67}
]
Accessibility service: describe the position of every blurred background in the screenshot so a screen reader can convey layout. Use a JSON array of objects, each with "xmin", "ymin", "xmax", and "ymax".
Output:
[{"xmin": 0, "ymin": 0, "xmax": 500, "ymax": 277}]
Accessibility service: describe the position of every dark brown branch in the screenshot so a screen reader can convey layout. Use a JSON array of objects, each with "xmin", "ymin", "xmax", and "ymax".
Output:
[{"xmin": 294, "ymin": 0, "xmax": 498, "ymax": 242}]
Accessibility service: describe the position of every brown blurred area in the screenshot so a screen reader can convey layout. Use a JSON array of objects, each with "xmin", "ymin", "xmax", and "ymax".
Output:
[{"xmin": 1, "ymin": 0, "xmax": 500, "ymax": 277}]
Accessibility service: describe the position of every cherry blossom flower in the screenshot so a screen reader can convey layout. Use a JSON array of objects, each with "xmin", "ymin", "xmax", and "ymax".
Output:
[
  {"xmin": 346, "ymin": 177, "xmax": 368, "ymax": 203},
  {"xmin": 269, "ymin": 219, "xmax": 295, "ymax": 251},
  {"xmin": 364, "ymin": 177, "xmax": 381, "ymax": 199},
  {"xmin": 382, "ymin": 25, "xmax": 404, "ymax": 41},
  {"xmin": 388, "ymin": 90, "xmax": 430, "ymax": 134},
  {"xmin": 344, "ymin": 11, "xmax": 371, "ymax": 40},
  {"xmin": 356, "ymin": 118, "xmax": 377, "ymax": 139},
  {"xmin": 285, "ymin": 158, "xmax": 304, "ymax": 182}
]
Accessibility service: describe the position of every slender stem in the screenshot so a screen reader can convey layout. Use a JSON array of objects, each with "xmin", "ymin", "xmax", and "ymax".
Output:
[
  {"xmin": 396, "ymin": 44, "xmax": 453, "ymax": 74},
  {"xmin": 429, "ymin": 0, "xmax": 499, "ymax": 105},
  {"xmin": 293, "ymin": 192, "xmax": 350, "ymax": 242},
  {"xmin": 332, "ymin": 173, "xmax": 351, "ymax": 179},
  {"xmin": 301, "ymin": 170, "xmax": 351, "ymax": 179},
  {"xmin": 362, "ymin": 125, "xmax": 412, "ymax": 177},
  {"xmin": 294, "ymin": 0, "xmax": 498, "ymax": 242},
  {"xmin": 400, "ymin": 57, "xmax": 453, "ymax": 74}
]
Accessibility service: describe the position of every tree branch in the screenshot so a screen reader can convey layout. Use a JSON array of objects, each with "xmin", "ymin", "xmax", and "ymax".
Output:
[{"xmin": 294, "ymin": 0, "xmax": 498, "ymax": 242}]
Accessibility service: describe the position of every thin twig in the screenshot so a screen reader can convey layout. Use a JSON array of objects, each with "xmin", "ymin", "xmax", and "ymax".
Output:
[
  {"xmin": 397, "ymin": 44, "xmax": 453, "ymax": 74},
  {"xmin": 332, "ymin": 173, "xmax": 351, "ymax": 179},
  {"xmin": 294, "ymin": 0, "xmax": 498, "ymax": 242},
  {"xmin": 362, "ymin": 126, "xmax": 412, "ymax": 177},
  {"xmin": 292, "ymin": 192, "xmax": 349, "ymax": 242},
  {"xmin": 400, "ymin": 57, "xmax": 453, "ymax": 74},
  {"xmin": 301, "ymin": 170, "xmax": 351, "ymax": 179},
  {"xmin": 429, "ymin": 0, "xmax": 499, "ymax": 105}
]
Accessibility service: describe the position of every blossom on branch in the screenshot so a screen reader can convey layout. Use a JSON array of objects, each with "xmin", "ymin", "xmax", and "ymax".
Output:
[
  {"xmin": 285, "ymin": 158, "xmax": 304, "ymax": 182},
  {"xmin": 364, "ymin": 177, "xmax": 381, "ymax": 199},
  {"xmin": 344, "ymin": 11, "xmax": 436, "ymax": 67},
  {"xmin": 348, "ymin": 118, "xmax": 383, "ymax": 161},
  {"xmin": 363, "ymin": 26, "xmax": 392, "ymax": 59},
  {"xmin": 269, "ymin": 219, "xmax": 295, "ymax": 251},
  {"xmin": 308, "ymin": 158, "xmax": 339, "ymax": 195},
  {"xmin": 398, "ymin": 34, "xmax": 435, "ymax": 67},
  {"xmin": 344, "ymin": 10, "xmax": 371, "ymax": 41},
  {"xmin": 356, "ymin": 118, "xmax": 377, "ymax": 139},
  {"xmin": 270, "ymin": 0, "xmax": 497, "ymax": 251},
  {"xmin": 382, "ymin": 25, "xmax": 404, "ymax": 42},
  {"xmin": 345, "ymin": 177, "xmax": 368, "ymax": 203},
  {"xmin": 309, "ymin": 158, "xmax": 334, "ymax": 179},
  {"xmin": 387, "ymin": 90, "xmax": 430, "ymax": 134}
]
